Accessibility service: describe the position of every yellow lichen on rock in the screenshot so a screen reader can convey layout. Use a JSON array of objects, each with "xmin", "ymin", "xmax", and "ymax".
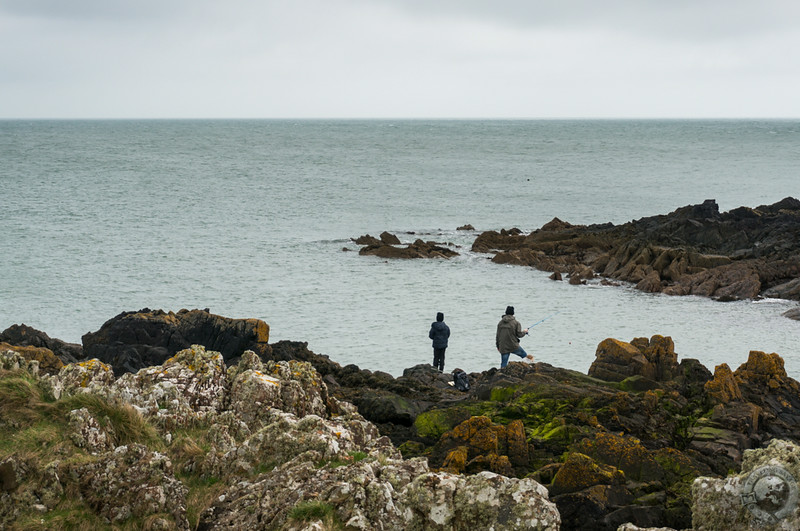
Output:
[{"xmin": 704, "ymin": 363, "xmax": 742, "ymax": 404}]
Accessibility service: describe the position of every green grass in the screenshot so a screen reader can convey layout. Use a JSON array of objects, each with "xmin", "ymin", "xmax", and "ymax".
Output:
[
  {"xmin": 288, "ymin": 500, "xmax": 343, "ymax": 529},
  {"xmin": 0, "ymin": 369, "xmax": 172, "ymax": 529}
]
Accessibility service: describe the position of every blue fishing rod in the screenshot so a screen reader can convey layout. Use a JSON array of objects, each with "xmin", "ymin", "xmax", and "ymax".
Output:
[{"xmin": 526, "ymin": 311, "xmax": 560, "ymax": 334}]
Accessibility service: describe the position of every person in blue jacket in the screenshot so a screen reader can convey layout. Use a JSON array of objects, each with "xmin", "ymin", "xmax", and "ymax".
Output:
[{"xmin": 429, "ymin": 312, "xmax": 450, "ymax": 372}]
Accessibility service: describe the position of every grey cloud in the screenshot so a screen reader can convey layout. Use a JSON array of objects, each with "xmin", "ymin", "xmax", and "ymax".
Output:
[
  {"xmin": 0, "ymin": 0, "xmax": 184, "ymax": 22},
  {"xmin": 372, "ymin": 0, "xmax": 800, "ymax": 42}
]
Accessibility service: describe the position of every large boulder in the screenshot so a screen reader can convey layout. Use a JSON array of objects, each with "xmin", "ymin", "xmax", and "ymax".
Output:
[
  {"xmin": 733, "ymin": 350, "xmax": 800, "ymax": 441},
  {"xmin": 431, "ymin": 416, "xmax": 531, "ymax": 476},
  {"xmin": 81, "ymin": 308, "xmax": 271, "ymax": 375},
  {"xmin": 588, "ymin": 338, "xmax": 656, "ymax": 382},
  {"xmin": 588, "ymin": 336, "xmax": 680, "ymax": 383}
]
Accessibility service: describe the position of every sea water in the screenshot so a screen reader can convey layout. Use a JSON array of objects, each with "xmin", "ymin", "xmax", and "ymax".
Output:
[{"xmin": 1, "ymin": 119, "xmax": 798, "ymax": 377}]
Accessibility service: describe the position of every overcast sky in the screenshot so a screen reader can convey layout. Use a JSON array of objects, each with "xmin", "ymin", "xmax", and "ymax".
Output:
[{"xmin": 2, "ymin": 0, "xmax": 799, "ymax": 119}]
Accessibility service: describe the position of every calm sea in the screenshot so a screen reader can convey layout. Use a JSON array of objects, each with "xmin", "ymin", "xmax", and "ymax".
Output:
[{"xmin": 1, "ymin": 119, "xmax": 798, "ymax": 378}]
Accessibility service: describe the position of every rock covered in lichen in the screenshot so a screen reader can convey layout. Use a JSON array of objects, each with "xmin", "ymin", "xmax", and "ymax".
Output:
[
  {"xmin": 200, "ymin": 455, "xmax": 560, "ymax": 530},
  {"xmin": 2, "ymin": 343, "xmax": 561, "ymax": 529},
  {"xmin": 41, "ymin": 357, "xmax": 115, "ymax": 400},
  {"xmin": 692, "ymin": 439, "xmax": 800, "ymax": 530},
  {"xmin": 199, "ymin": 407, "xmax": 385, "ymax": 480},
  {"xmin": 227, "ymin": 356, "xmax": 331, "ymax": 427},
  {"xmin": 72, "ymin": 444, "xmax": 189, "ymax": 529},
  {"xmin": 0, "ymin": 349, "xmax": 40, "ymax": 376},
  {"xmin": 111, "ymin": 344, "xmax": 228, "ymax": 428},
  {"xmin": 68, "ymin": 407, "xmax": 115, "ymax": 454}
]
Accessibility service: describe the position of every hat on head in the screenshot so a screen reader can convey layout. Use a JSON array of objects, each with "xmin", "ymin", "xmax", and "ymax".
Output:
[
  {"xmin": 505, "ymin": 306, "xmax": 514, "ymax": 315},
  {"xmin": 436, "ymin": 312, "xmax": 444, "ymax": 322}
]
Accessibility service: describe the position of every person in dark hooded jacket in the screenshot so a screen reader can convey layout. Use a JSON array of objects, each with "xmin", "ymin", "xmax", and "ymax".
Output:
[
  {"xmin": 429, "ymin": 312, "xmax": 450, "ymax": 371},
  {"xmin": 496, "ymin": 306, "xmax": 534, "ymax": 368}
]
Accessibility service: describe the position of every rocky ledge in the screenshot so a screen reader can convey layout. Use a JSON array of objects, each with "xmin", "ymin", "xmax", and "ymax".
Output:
[{"xmin": 3, "ymin": 309, "xmax": 800, "ymax": 530}]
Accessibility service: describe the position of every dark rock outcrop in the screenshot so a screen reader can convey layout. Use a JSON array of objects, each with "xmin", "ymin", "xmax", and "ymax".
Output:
[
  {"xmin": 0, "ymin": 323, "xmax": 82, "ymax": 365},
  {"xmin": 471, "ymin": 198, "xmax": 800, "ymax": 303},
  {"xmin": 81, "ymin": 308, "xmax": 271, "ymax": 375},
  {"xmin": 358, "ymin": 236, "xmax": 459, "ymax": 259}
]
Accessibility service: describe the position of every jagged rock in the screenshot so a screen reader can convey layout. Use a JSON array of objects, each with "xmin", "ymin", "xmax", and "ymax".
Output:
[
  {"xmin": 68, "ymin": 407, "xmax": 115, "ymax": 454},
  {"xmin": 379, "ymin": 231, "xmax": 401, "ymax": 244},
  {"xmin": 662, "ymin": 261, "xmax": 763, "ymax": 300},
  {"xmin": 354, "ymin": 390, "xmax": 422, "ymax": 425},
  {"xmin": 431, "ymin": 416, "xmax": 531, "ymax": 476},
  {"xmin": 1, "ymin": 349, "xmax": 41, "ymax": 376},
  {"xmin": 0, "ymin": 323, "xmax": 82, "ymax": 365},
  {"xmin": 636, "ymin": 270, "xmax": 663, "ymax": 293},
  {"xmin": 41, "ymin": 358, "xmax": 115, "ymax": 400},
  {"xmin": 200, "ymin": 408, "xmax": 386, "ymax": 480},
  {"xmin": 200, "ymin": 459, "xmax": 560, "ymax": 530},
  {"xmin": 589, "ymin": 336, "xmax": 679, "ymax": 383},
  {"xmin": 112, "ymin": 344, "xmax": 228, "ymax": 428},
  {"xmin": 733, "ymin": 350, "xmax": 800, "ymax": 442},
  {"xmin": 81, "ymin": 308, "xmax": 271, "ymax": 375},
  {"xmin": 471, "ymin": 228, "xmax": 525, "ymax": 253},
  {"xmin": 470, "ymin": 198, "xmax": 800, "ymax": 302},
  {"xmin": 353, "ymin": 234, "xmax": 381, "ymax": 246},
  {"xmin": 0, "ymin": 455, "xmax": 64, "ymax": 526},
  {"xmin": 73, "ymin": 444, "xmax": 189, "ymax": 529},
  {"xmin": 704, "ymin": 363, "xmax": 742, "ymax": 404},
  {"xmin": 457, "ymin": 224, "xmax": 475, "ymax": 231},
  {"xmin": 589, "ymin": 338, "xmax": 656, "ymax": 382},
  {"xmin": 227, "ymin": 357, "xmax": 331, "ymax": 427},
  {"xmin": 783, "ymin": 306, "xmax": 800, "ymax": 321},
  {"xmin": 550, "ymin": 452, "xmax": 625, "ymax": 495},
  {"xmin": 572, "ymin": 432, "xmax": 665, "ymax": 483},
  {"xmin": 763, "ymin": 278, "xmax": 800, "ymax": 299}
]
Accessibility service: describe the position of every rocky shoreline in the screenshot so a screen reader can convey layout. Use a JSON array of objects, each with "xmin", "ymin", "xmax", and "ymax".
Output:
[
  {"xmin": 3, "ymin": 307, "xmax": 800, "ymax": 530},
  {"xmin": 353, "ymin": 197, "xmax": 800, "ymax": 316}
]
